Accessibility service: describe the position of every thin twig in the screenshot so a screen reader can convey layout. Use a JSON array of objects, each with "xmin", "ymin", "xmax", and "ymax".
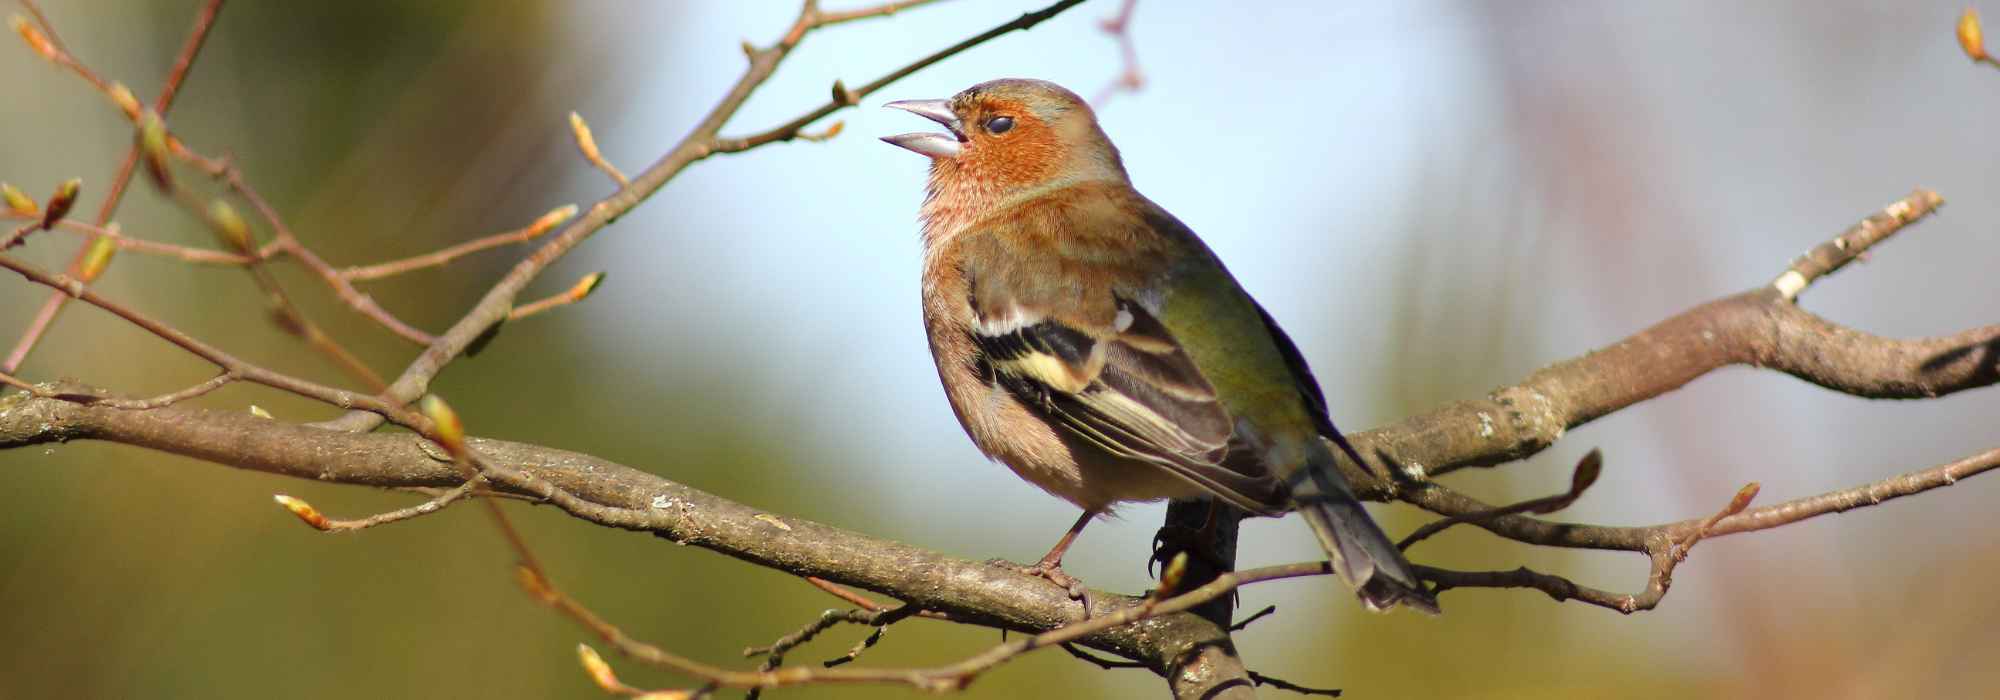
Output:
[
  {"xmin": 812, "ymin": 0, "xmax": 942, "ymax": 27},
  {"xmin": 1399, "ymin": 448, "xmax": 1601, "ymax": 550},
  {"xmin": 1415, "ymin": 482, "xmax": 1756, "ymax": 613},
  {"xmin": 744, "ymin": 609, "xmax": 879, "ymax": 660},
  {"xmin": 1061, "ymin": 643, "xmax": 1147, "ymax": 669},
  {"xmin": 1769, "ymin": 190, "xmax": 1943, "ymax": 301},
  {"xmin": 507, "ymin": 272, "xmax": 605, "ymax": 322},
  {"xmin": 1249, "ymin": 670, "xmax": 1342, "ymax": 697},
  {"xmin": 710, "ymin": 0, "xmax": 1088, "ymax": 153},
  {"xmin": 273, "ymin": 483, "xmax": 476, "ymax": 532},
  {"xmin": 806, "ymin": 576, "xmax": 890, "ymax": 611},
  {"xmin": 62, "ymin": 371, "xmax": 238, "ymax": 410},
  {"xmin": 340, "ymin": 205, "xmax": 577, "ymax": 282},
  {"xmin": 1091, "ymin": 0, "xmax": 1143, "ymax": 107},
  {"xmin": 30, "ymin": 217, "xmax": 254, "ymax": 265},
  {"xmin": 1227, "ymin": 605, "xmax": 1277, "ymax": 632}
]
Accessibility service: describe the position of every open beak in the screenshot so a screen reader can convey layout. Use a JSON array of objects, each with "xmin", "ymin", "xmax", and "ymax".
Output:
[{"xmin": 880, "ymin": 99, "xmax": 964, "ymax": 159}]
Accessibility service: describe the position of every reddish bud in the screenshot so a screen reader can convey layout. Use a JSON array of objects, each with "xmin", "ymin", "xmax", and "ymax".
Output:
[{"xmin": 39, "ymin": 178, "xmax": 79, "ymax": 230}]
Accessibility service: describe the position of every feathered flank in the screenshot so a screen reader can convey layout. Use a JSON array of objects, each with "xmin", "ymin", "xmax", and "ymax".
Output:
[{"xmin": 885, "ymin": 78, "xmax": 1437, "ymax": 613}]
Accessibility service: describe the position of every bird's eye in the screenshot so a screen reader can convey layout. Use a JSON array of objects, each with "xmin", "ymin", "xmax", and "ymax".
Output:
[{"xmin": 984, "ymin": 116, "xmax": 1014, "ymax": 135}]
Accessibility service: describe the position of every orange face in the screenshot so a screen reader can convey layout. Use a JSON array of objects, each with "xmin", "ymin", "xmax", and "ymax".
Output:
[
  {"xmin": 882, "ymin": 79, "xmax": 1118, "ymax": 198},
  {"xmin": 942, "ymin": 93, "xmax": 1066, "ymax": 192}
]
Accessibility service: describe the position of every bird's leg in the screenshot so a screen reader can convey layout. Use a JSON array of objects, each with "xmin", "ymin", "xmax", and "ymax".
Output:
[
  {"xmin": 1008, "ymin": 510, "xmax": 1096, "ymax": 608},
  {"xmin": 1150, "ymin": 499, "xmax": 1233, "ymax": 576}
]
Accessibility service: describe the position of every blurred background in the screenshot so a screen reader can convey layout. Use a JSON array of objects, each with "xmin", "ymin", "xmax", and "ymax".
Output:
[{"xmin": 3, "ymin": 1, "xmax": 1997, "ymax": 698}]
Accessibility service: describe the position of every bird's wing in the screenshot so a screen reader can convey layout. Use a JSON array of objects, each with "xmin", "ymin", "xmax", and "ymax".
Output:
[
  {"xmin": 1245, "ymin": 300, "xmax": 1374, "ymax": 468},
  {"xmin": 967, "ymin": 287, "xmax": 1283, "ymax": 513}
]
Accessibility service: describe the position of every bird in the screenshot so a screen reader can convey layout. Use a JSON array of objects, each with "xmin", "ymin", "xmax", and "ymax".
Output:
[{"xmin": 880, "ymin": 78, "xmax": 1437, "ymax": 613}]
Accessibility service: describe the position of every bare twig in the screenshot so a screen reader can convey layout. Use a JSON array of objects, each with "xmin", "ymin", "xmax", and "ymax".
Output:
[
  {"xmin": 799, "ymin": 576, "xmax": 956, "ymax": 623},
  {"xmin": 1227, "ymin": 605, "xmax": 1277, "ymax": 632},
  {"xmin": 273, "ymin": 484, "xmax": 476, "ymax": 533},
  {"xmin": 744, "ymin": 608, "xmax": 879, "ymax": 662},
  {"xmin": 68, "ymin": 371, "xmax": 237, "ymax": 410},
  {"xmin": 29, "ymin": 217, "xmax": 254, "ymax": 265},
  {"xmin": 508, "ymin": 272, "xmax": 605, "ymax": 322},
  {"xmin": 812, "ymin": 0, "xmax": 942, "ymax": 27},
  {"xmin": 805, "ymin": 576, "xmax": 891, "ymax": 611},
  {"xmin": 710, "ymin": 0, "xmax": 1088, "ymax": 153},
  {"xmin": 1248, "ymin": 671, "xmax": 1343, "ymax": 697},
  {"xmin": 1061, "ymin": 643, "xmax": 1147, "ymax": 669},
  {"xmin": 1398, "ymin": 449, "xmax": 1601, "ymax": 550},
  {"xmin": 340, "ymin": 205, "xmax": 578, "ymax": 282},
  {"xmin": 1091, "ymin": 0, "xmax": 1144, "ymax": 107},
  {"xmin": 1413, "ymin": 482, "xmax": 1755, "ymax": 616}
]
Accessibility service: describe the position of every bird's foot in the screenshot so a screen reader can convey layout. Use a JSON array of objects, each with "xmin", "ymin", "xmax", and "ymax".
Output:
[
  {"xmin": 988, "ymin": 557, "xmax": 1094, "ymax": 618},
  {"xmin": 1149, "ymin": 524, "xmax": 1232, "ymax": 577}
]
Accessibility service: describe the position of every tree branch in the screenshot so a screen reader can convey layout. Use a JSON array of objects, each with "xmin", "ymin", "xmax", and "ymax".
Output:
[
  {"xmin": 1342, "ymin": 190, "xmax": 1985, "ymax": 494},
  {"xmin": 0, "ymin": 391, "xmax": 1241, "ymax": 687},
  {"xmin": 6, "ymin": 0, "xmax": 1998, "ymax": 693}
]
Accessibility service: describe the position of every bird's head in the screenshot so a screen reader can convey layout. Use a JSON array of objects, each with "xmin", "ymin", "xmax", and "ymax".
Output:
[{"xmin": 882, "ymin": 79, "xmax": 1127, "ymax": 211}]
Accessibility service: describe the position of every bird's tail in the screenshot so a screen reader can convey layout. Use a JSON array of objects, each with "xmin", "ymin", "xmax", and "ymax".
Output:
[{"xmin": 1292, "ymin": 440, "xmax": 1439, "ymax": 614}]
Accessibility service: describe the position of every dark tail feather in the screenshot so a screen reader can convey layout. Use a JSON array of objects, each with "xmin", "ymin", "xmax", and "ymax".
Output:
[{"xmin": 1292, "ymin": 451, "xmax": 1439, "ymax": 614}]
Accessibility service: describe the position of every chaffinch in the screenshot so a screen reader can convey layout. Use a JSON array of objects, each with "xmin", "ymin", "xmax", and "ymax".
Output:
[{"xmin": 882, "ymin": 78, "xmax": 1435, "ymax": 613}]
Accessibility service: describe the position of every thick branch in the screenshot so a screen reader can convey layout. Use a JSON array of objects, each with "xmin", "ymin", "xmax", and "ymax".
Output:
[
  {"xmin": 1344, "ymin": 190, "xmax": 1990, "ymax": 494},
  {"xmin": 0, "ymin": 392, "xmax": 1232, "ymax": 678}
]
